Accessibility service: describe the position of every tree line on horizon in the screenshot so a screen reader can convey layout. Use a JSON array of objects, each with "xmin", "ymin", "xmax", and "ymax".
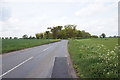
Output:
[
  {"xmin": 35, "ymin": 24, "xmax": 102, "ymax": 39},
  {"xmin": 2, "ymin": 24, "xmax": 118, "ymax": 39}
]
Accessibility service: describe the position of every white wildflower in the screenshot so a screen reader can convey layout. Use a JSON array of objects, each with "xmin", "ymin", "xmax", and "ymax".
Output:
[{"xmin": 107, "ymin": 72, "xmax": 109, "ymax": 75}]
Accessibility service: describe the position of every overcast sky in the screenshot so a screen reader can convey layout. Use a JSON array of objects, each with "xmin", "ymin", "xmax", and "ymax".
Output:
[{"xmin": 0, "ymin": 0, "xmax": 119, "ymax": 38}]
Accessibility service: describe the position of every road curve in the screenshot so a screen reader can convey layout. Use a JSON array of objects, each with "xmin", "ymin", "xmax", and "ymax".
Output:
[{"xmin": 1, "ymin": 40, "xmax": 70, "ymax": 78}]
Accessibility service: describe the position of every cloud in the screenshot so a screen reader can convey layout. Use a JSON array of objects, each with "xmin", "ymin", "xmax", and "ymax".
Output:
[
  {"xmin": 1, "ymin": 0, "xmax": 118, "ymax": 37},
  {"xmin": 1, "ymin": 17, "xmax": 21, "ymax": 37},
  {"xmin": 1, "ymin": 14, "xmax": 51, "ymax": 37},
  {"xmin": 73, "ymin": 1, "xmax": 118, "ymax": 36},
  {"xmin": 75, "ymin": 3, "xmax": 116, "ymax": 18},
  {"xmin": 8, "ymin": 17, "xmax": 19, "ymax": 24},
  {"xmin": 75, "ymin": 15, "xmax": 118, "ymax": 36}
]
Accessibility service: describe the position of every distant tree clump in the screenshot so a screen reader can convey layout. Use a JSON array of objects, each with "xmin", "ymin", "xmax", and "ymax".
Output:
[
  {"xmin": 2, "ymin": 37, "xmax": 4, "ymax": 39},
  {"xmin": 14, "ymin": 37, "xmax": 18, "ymax": 39},
  {"xmin": 35, "ymin": 24, "xmax": 105, "ymax": 39},
  {"xmin": 29, "ymin": 36, "xmax": 32, "ymax": 39},
  {"xmin": 101, "ymin": 33, "xmax": 106, "ymax": 38},
  {"xmin": 46, "ymin": 24, "xmax": 93, "ymax": 39},
  {"xmin": 23, "ymin": 34, "xmax": 28, "ymax": 39},
  {"xmin": 1, "ymin": 25, "xmax": 109, "ymax": 40},
  {"xmin": 10, "ymin": 37, "xmax": 12, "ymax": 39},
  {"xmin": 5, "ymin": 37, "xmax": 8, "ymax": 39},
  {"xmin": 45, "ymin": 31, "xmax": 50, "ymax": 39},
  {"xmin": 114, "ymin": 35, "xmax": 117, "ymax": 38},
  {"xmin": 48, "ymin": 26, "xmax": 63, "ymax": 39},
  {"xmin": 8, "ymin": 24, "xmax": 109, "ymax": 39},
  {"xmin": 28, "ymin": 36, "xmax": 36, "ymax": 39},
  {"xmin": 91, "ymin": 35, "xmax": 98, "ymax": 38},
  {"xmin": 35, "ymin": 33, "xmax": 44, "ymax": 39},
  {"xmin": 35, "ymin": 34, "xmax": 40, "ymax": 39}
]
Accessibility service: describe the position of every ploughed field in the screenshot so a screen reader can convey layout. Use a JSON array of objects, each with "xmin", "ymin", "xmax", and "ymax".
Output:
[
  {"xmin": 2, "ymin": 39, "xmax": 60, "ymax": 53},
  {"xmin": 68, "ymin": 38, "xmax": 118, "ymax": 78}
]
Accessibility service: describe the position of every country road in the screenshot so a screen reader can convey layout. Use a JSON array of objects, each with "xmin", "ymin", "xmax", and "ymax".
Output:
[{"xmin": 0, "ymin": 40, "xmax": 75, "ymax": 78}]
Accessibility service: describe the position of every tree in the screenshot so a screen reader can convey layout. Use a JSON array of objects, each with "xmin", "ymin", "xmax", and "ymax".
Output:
[
  {"xmin": 2, "ymin": 37, "xmax": 4, "ymax": 39},
  {"xmin": 61, "ymin": 29, "xmax": 67, "ymax": 39},
  {"xmin": 23, "ymin": 34, "xmax": 28, "ymax": 39},
  {"xmin": 5, "ymin": 37, "xmax": 8, "ymax": 39},
  {"xmin": 64, "ymin": 24, "xmax": 77, "ymax": 38},
  {"xmin": 35, "ymin": 24, "xmax": 98, "ymax": 39},
  {"xmin": 101, "ymin": 33, "xmax": 106, "ymax": 38},
  {"xmin": 36, "ymin": 33, "xmax": 44, "ymax": 39},
  {"xmin": 36, "ymin": 34, "xmax": 40, "ymax": 39},
  {"xmin": 14, "ymin": 37, "xmax": 18, "ymax": 39},
  {"xmin": 114, "ymin": 35, "xmax": 117, "ymax": 38},
  {"xmin": 40, "ymin": 33, "xmax": 43, "ymax": 39},
  {"xmin": 109, "ymin": 36, "xmax": 112, "ymax": 38},
  {"xmin": 48, "ymin": 33, "xmax": 53, "ymax": 39},
  {"xmin": 85, "ymin": 32, "xmax": 91, "ymax": 38},
  {"xmin": 45, "ymin": 31, "xmax": 50, "ymax": 39},
  {"xmin": 48, "ymin": 26, "xmax": 63, "ymax": 39},
  {"xmin": 76, "ymin": 30, "xmax": 82, "ymax": 38},
  {"xmin": 64, "ymin": 24, "xmax": 77, "ymax": 30},
  {"xmin": 10, "ymin": 37, "xmax": 12, "ymax": 39},
  {"xmin": 91, "ymin": 35, "xmax": 98, "ymax": 38},
  {"xmin": 80, "ymin": 30, "xmax": 91, "ymax": 38},
  {"xmin": 81, "ymin": 30, "xmax": 86, "ymax": 38},
  {"xmin": 32, "ymin": 37, "xmax": 36, "ymax": 39},
  {"xmin": 29, "ymin": 36, "xmax": 32, "ymax": 39}
]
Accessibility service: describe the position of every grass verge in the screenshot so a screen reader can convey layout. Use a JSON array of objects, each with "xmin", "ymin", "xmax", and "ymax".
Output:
[
  {"xmin": 68, "ymin": 38, "xmax": 118, "ymax": 78},
  {"xmin": 2, "ymin": 39, "xmax": 60, "ymax": 54}
]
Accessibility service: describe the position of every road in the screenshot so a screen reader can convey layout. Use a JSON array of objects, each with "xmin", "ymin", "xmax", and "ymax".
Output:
[{"xmin": 0, "ymin": 40, "xmax": 73, "ymax": 78}]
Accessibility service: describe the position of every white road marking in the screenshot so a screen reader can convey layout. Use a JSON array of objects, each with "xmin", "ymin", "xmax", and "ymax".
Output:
[
  {"xmin": 0, "ymin": 57, "xmax": 33, "ymax": 78},
  {"xmin": 43, "ymin": 46, "xmax": 52, "ymax": 52},
  {"xmin": 65, "ymin": 54, "xmax": 67, "ymax": 57}
]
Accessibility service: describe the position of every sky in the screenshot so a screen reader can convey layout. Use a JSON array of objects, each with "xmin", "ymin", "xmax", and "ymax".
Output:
[{"xmin": 0, "ymin": 0, "xmax": 119, "ymax": 38}]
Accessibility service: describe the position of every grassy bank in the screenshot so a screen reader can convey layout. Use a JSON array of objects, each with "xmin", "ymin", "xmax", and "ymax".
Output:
[
  {"xmin": 2, "ymin": 39, "xmax": 60, "ymax": 53},
  {"xmin": 68, "ymin": 38, "xmax": 118, "ymax": 78}
]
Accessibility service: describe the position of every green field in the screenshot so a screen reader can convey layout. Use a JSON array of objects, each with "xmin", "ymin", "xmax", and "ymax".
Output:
[
  {"xmin": 68, "ymin": 38, "xmax": 118, "ymax": 78},
  {"xmin": 2, "ymin": 39, "xmax": 60, "ymax": 53}
]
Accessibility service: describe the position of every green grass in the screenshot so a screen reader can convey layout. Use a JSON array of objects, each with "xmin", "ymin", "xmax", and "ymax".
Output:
[
  {"xmin": 2, "ymin": 39, "xmax": 60, "ymax": 53},
  {"xmin": 68, "ymin": 38, "xmax": 118, "ymax": 78}
]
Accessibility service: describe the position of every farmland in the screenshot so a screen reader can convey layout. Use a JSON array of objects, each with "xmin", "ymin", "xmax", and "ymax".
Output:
[
  {"xmin": 68, "ymin": 38, "xmax": 118, "ymax": 78},
  {"xmin": 2, "ymin": 39, "xmax": 60, "ymax": 53}
]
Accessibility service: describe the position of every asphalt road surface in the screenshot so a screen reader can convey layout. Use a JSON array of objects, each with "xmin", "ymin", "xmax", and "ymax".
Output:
[{"xmin": 0, "ymin": 40, "xmax": 73, "ymax": 78}]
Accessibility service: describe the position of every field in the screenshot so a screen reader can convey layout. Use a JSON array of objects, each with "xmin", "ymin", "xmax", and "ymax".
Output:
[
  {"xmin": 2, "ymin": 39, "xmax": 60, "ymax": 53},
  {"xmin": 68, "ymin": 38, "xmax": 118, "ymax": 78}
]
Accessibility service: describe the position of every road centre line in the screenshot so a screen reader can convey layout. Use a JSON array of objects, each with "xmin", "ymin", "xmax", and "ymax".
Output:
[
  {"xmin": 0, "ymin": 57, "xmax": 33, "ymax": 78},
  {"xmin": 43, "ymin": 46, "xmax": 52, "ymax": 52},
  {"xmin": 1, "ymin": 46, "xmax": 52, "ymax": 77}
]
